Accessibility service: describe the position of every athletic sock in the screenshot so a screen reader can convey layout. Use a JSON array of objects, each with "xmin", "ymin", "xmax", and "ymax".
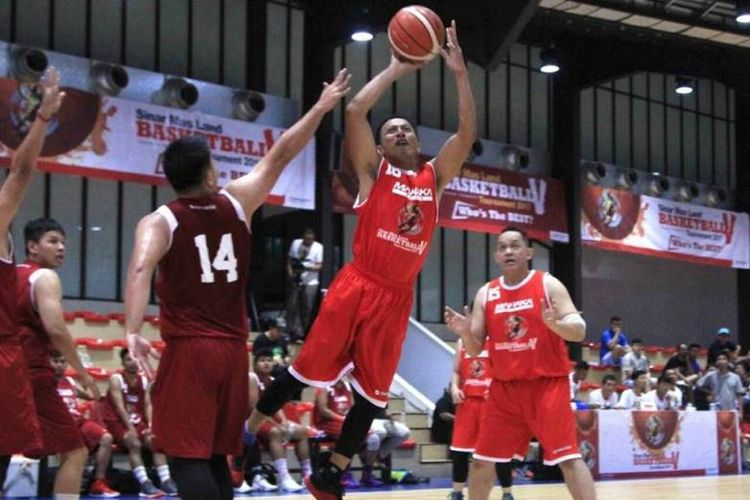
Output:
[
  {"xmin": 301, "ymin": 458, "xmax": 312, "ymax": 478},
  {"xmin": 134, "ymin": 465, "xmax": 149, "ymax": 484},
  {"xmin": 157, "ymin": 464, "xmax": 171, "ymax": 483},
  {"xmin": 274, "ymin": 458, "xmax": 290, "ymax": 481}
]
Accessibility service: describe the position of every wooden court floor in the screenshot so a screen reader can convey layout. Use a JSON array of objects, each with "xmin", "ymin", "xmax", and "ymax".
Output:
[{"xmin": 250, "ymin": 475, "xmax": 750, "ymax": 499}]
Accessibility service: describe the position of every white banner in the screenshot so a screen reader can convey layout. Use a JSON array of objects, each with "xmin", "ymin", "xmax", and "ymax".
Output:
[
  {"xmin": 582, "ymin": 186, "xmax": 749, "ymax": 269},
  {"xmin": 0, "ymin": 79, "xmax": 315, "ymax": 209}
]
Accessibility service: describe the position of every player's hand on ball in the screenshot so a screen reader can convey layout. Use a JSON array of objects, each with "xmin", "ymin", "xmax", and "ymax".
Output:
[
  {"xmin": 444, "ymin": 305, "xmax": 471, "ymax": 337},
  {"xmin": 316, "ymin": 68, "xmax": 351, "ymax": 112}
]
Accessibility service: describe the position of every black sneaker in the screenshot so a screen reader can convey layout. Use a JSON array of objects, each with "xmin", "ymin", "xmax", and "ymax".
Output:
[
  {"xmin": 304, "ymin": 472, "xmax": 345, "ymax": 500},
  {"xmin": 447, "ymin": 492, "xmax": 464, "ymax": 500}
]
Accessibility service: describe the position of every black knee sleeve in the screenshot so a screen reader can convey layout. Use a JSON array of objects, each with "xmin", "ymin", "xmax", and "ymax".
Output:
[
  {"xmin": 169, "ymin": 457, "xmax": 221, "ymax": 500},
  {"xmin": 255, "ymin": 368, "xmax": 308, "ymax": 416},
  {"xmin": 334, "ymin": 391, "xmax": 382, "ymax": 459},
  {"xmin": 0, "ymin": 455, "xmax": 10, "ymax": 489},
  {"xmin": 451, "ymin": 450, "xmax": 470, "ymax": 483},
  {"xmin": 495, "ymin": 461, "xmax": 512, "ymax": 488}
]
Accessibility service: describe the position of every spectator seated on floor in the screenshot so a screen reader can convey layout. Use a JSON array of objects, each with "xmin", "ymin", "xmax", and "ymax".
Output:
[
  {"xmin": 602, "ymin": 345, "xmax": 626, "ymax": 368},
  {"xmin": 621, "ymin": 338, "xmax": 650, "ymax": 384},
  {"xmin": 617, "ymin": 370, "xmax": 650, "ymax": 410},
  {"xmin": 641, "ymin": 375, "xmax": 680, "ymax": 410},
  {"xmin": 588, "ymin": 374, "xmax": 619, "ymax": 409}
]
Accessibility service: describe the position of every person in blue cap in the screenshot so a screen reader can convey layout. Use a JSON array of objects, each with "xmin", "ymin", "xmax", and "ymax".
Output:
[{"xmin": 707, "ymin": 327, "xmax": 741, "ymax": 365}]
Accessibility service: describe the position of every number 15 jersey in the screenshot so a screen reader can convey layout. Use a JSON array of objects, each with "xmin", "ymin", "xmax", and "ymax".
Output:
[{"xmin": 155, "ymin": 190, "xmax": 250, "ymax": 341}]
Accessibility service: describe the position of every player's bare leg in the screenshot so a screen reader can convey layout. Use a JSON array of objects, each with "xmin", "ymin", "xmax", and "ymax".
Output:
[
  {"xmin": 53, "ymin": 446, "xmax": 87, "ymax": 495},
  {"xmin": 467, "ymin": 459, "xmax": 496, "ymax": 500},
  {"xmin": 559, "ymin": 458, "xmax": 597, "ymax": 500}
]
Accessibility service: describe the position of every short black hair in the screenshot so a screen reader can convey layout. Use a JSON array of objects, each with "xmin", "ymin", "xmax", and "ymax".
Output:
[
  {"xmin": 715, "ymin": 349, "xmax": 731, "ymax": 361},
  {"xmin": 162, "ymin": 136, "xmax": 212, "ymax": 192},
  {"xmin": 689, "ymin": 343, "xmax": 701, "ymax": 350},
  {"xmin": 610, "ymin": 316, "xmax": 622, "ymax": 323},
  {"xmin": 375, "ymin": 116, "xmax": 418, "ymax": 145},
  {"xmin": 631, "ymin": 369, "xmax": 647, "ymax": 381},
  {"xmin": 575, "ymin": 361, "xmax": 590, "ymax": 370},
  {"xmin": 631, "ymin": 337, "xmax": 643, "ymax": 345},
  {"xmin": 24, "ymin": 218, "xmax": 65, "ymax": 255},
  {"xmin": 498, "ymin": 226, "xmax": 530, "ymax": 246},
  {"xmin": 119, "ymin": 348, "xmax": 130, "ymax": 361},
  {"xmin": 253, "ymin": 348, "xmax": 274, "ymax": 362},
  {"xmin": 602, "ymin": 374, "xmax": 617, "ymax": 385},
  {"xmin": 657, "ymin": 374, "xmax": 672, "ymax": 385},
  {"xmin": 303, "ymin": 228, "xmax": 315, "ymax": 238},
  {"xmin": 50, "ymin": 349, "xmax": 63, "ymax": 359}
]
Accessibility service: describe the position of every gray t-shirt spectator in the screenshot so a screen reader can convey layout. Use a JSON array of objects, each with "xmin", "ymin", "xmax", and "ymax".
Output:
[
  {"xmin": 621, "ymin": 352, "xmax": 650, "ymax": 376},
  {"xmin": 697, "ymin": 370, "xmax": 744, "ymax": 410}
]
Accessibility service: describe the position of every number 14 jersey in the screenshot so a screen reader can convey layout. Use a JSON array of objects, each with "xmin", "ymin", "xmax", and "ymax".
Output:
[{"xmin": 155, "ymin": 190, "xmax": 250, "ymax": 341}]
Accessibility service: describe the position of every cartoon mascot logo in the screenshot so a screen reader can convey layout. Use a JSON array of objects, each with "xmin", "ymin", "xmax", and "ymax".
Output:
[
  {"xmin": 598, "ymin": 189, "xmax": 622, "ymax": 228},
  {"xmin": 397, "ymin": 201, "xmax": 424, "ymax": 235},
  {"xmin": 505, "ymin": 315, "xmax": 527, "ymax": 341}
]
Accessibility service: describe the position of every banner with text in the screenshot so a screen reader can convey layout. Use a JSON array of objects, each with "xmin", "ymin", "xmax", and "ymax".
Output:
[
  {"xmin": 0, "ymin": 78, "xmax": 315, "ymax": 209},
  {"xmin": 333, "ymin": 160, "xmax": 568, "ymax": 241},
  {"xmin": 581, "ymin": 185, "xmax": 749, "ymax": 268},
  {"xmin": 576, "ymin": 410, "xmax": 741, "ymax": 479}
]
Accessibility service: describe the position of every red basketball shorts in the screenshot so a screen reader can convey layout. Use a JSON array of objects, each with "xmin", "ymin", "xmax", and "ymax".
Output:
[
  {"xmin": 27, "ymin": 375, "xmax": 85, "ymax": 457},
  {"xmin": 474, "ymin": 377, "xmax": 581, "ymax": 465},
  {"xmin": 151, "ymin": 337, "xmax": 249, "ymax": 458},
  {"xmin": 316, "ymin": 419, "xmax": 344, "ymax": 439},
  {"xmin": 0, "ymin": 339, "xmax": 42, "ymax": 454},
  {"xmin": 450, "ymin": 396, "xmax": 485, "ymax": 453},
  {"xmin": 290, "ymin": 264, "xmax": 412, "ymax": 407},
  {"xmin": 79, "ymin": 418, "xmax": 109, "ymax": 452},
  {"xmin": 104, "ymin": 419, "xmax": 148, "ymax": 449}
]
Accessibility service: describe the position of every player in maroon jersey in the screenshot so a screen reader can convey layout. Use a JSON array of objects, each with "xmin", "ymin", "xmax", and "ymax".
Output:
[
  {"xmin": 51, "ymin": 351, "xmax": 120, "ymax": 497},
  {"xmin": 123, "ymin": 69, "xmax": 350, "ymax": 500},
  {"xmin": 445, "ymin": 227, "xmax": 596, "ymax": 500},
  {"xmin": 17, "ymin": 217, "xmax": 103, "ymax": 498},
  {"xmin": 0, "ymin": 67, "xmax": 64, "ymax": 488},
  {"xmin": 247, "ymin": 22, "xmax": 475, "ymax": 500}
]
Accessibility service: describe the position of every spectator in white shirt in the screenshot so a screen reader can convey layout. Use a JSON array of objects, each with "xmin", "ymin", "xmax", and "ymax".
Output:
[
  {"xmin": 569, "ymin": 361, "xmax": 590, "ymax": 401},
  {"xmin": 601, "ymin": 345, "xmax": 626, "ymax": 368},
  {"xmin": 617, "ymin": 370, "xmax": 649, "ymax": 409},
  {"xmin": 641, "ymin": 375, "xmax": 679, "ymax": 410},
  {"xmin": 286, "ymin": 229, "xmax": 324, "ymax": 341},
  {"xmin": 621, "ymin": 338, "xmax": 651, "ymax": 384},
  {"xmin": 663, "ymin": 368, "xmax": 684, "ymax": 409},
  {"xmin": 588, "ymin": 375, "xmax": 619, "ymax": 409}
]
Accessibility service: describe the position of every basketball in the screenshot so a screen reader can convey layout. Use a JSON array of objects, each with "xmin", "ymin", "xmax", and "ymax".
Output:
[{"xmin": 388, "ymin": 5, "xmax": 445, "ymax": 63}]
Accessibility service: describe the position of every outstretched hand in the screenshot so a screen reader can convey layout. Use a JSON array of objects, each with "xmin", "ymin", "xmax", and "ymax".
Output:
[
  {"xmin": 440, "ymin": 20, "xmax": 466, "ymax": 75},
  {"xmin": 127, "ymin": 333, "xmax": 161, "ymax": 381},
  {"xmin": 444, "ymin": 305, "xmax": 472, "ymax": 338},
  {"xmin": 316, "ymin": 68, "xmax": 352, "ymax": 112},
  {"xmin": 37, "ymin": 66, "xmax": 66, "ymax": 120}
]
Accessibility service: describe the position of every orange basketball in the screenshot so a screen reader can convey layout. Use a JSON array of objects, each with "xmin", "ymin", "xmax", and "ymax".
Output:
[{"xmin": 388, "ymin": 5, "xmax": 445, "ymax": 63}]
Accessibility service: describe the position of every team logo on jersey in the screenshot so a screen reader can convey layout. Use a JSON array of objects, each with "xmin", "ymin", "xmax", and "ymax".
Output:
[
  {"xmin": 598, "ymin": 190, "xmax": 622, "ymax": 228},
  {"xmin": 392, "ymin": 182, "xmax": 434, "ymax": 201},
  {"xmin": 385, "ymin": 164, "xmax": 416, "ymax": 178},
  {"xmin": 505, "ymin": 315, "xmax": 527, "ymax": 341},
  {"xmin": 397, "ymin": 201, "xmax": 424, "ymax": 235},
  {"xmin": 469, "ymin": 359, "xmax": 486, "ymax": 379},
  {"xmin": 494, "ymin": 298, "xmax": 533, "ymax": 314},
  {"xmin": 487, "ymin": 287, "xmax": 501, "ymax": 301}
]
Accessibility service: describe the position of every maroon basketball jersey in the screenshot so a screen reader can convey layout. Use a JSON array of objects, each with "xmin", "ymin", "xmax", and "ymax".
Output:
[
  {"xmin": 155, "ymin": 190, "xmax": 250, "ymax": 341},
  {"xmin": 57, "ymin": 375, "xmax": 83, "ymax": 421},
  {"xmin": 352, "ymin": 158, "xmax": 438, "ymax": 285},
  {"xmin": 458, "ymin": 343, "xmax": 491, "ymax": 399},
  {"xmin": 484, "ymin": 271, "xmax": 571, "ymax": 381},
  {"xmin": 103, "ymin": 371, "xmax": 148, "ymax": 425},
  {"xmin": 16, "ymin": 260, "xmax": 54, "ymax": 377},
  {"xmin": 0, "ymin": 240, "xmax": 17, "ymax": 339}
]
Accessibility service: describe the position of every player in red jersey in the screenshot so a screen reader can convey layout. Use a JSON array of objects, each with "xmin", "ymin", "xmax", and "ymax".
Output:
[
  {"xmin": 0, "ymin": 67, "xmax": 64, "ymax": 489},
  {"xmin": 445, "ymin": 227, "xmax": 596, "ymax": 500},
  {"xmin": 123, "ymin": 69, "xmax": 350, "ymax": 500},
  {"xmin": 17, "ymin": 218, "xmax": 103, "ymax": 498},
  {"xmin": 51, "ymin": 351, "xmax": 120, "ymax": 497},
  {"xmin": 102, "ymin": 349, "xmax": 172, "ymax": 497},
  {"xmin": 449, "ymin": 339, "xmax": 514, "ymax": 500},
  {"xmin": 247, "ymin": 21, "xmax": 475, "ymax": 500}
]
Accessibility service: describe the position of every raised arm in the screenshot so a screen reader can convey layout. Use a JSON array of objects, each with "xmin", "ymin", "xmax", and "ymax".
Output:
[
  {"xmin": 344, "ymin": 57, "xmax": 420, "ymax": 202},
  {"xmin": 124, "ymin": 213, "xmax": 170, "ymax": 379},
  {"xmin": 0, "ymin": 67, "xmax": 65, "ymax": 258},
  {"xmin": 225, "ymin": 69, "xmax": 351, "ymax": 220},
  {"xmin": 542, "ymin": 274, "xmax": 586, "ymax": 342},
  {"xmin": 432, "ymin": 21, "xmax": 477, "ymax": 195},
  {"xmin": 35, "ymin": 270, "xmax": 101, "ymax": 399}
]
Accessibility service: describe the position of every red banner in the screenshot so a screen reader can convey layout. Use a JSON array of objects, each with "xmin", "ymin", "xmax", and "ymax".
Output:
[{"xmin": 333, "ymin": 159, "xmax": 568, "ymax": 242}]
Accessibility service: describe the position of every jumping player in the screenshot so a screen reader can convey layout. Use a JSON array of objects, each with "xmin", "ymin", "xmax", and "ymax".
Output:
[
  {"xmin": 123, "ymin": 69, "xmax": 350, "ymax": 500},
  {"xmin": 449, "ymin": 338, "xmax": 513, "ymax": 500},
  {"xmin": 445, "ymin": 227, "xmax": 596, "ymax": 500},
  {"xmin": 0, "ymin": 67, "xmax": 64, "ymax": 488},
  {"xmin": 247, "ymin": 21, "xmax": 476, "ymax": 500}
]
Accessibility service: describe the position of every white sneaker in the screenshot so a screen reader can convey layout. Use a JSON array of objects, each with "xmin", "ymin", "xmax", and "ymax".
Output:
[
  {"xmin": 234, "ymin": 480, "xmax": 254, "ymax": 494},
  {"xmin": 280, "ymin": 476, "xmax": 304, "ymax": 492},
  {"xmin": 252, "ymin": 474, "xmax": 278, "ymax": 492}
]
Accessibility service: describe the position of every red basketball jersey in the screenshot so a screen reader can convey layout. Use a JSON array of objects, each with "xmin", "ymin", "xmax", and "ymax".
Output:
[
  {"xmin": 155, "ymin": 190, "xmax": 250, "ymax": 341},
  {"xmin": 458, "ymin": 344, "xmax": 491, "ymax": 399},
  {"xmin": 352, "ymin": 158, "xmax": 438, "ymax": 285},
  {"xmin": 16, "ymin": 260, "xmax": 54, "ymax": 377},
  {"xmin": 103, "ymin": 371, "xmax": 148, "ymax": 425},
  {"xmin": 57, "ymin": 375, "xmax": 83, "ymax": 421},
  {"xmin": 0, "ymin": 241, "xmax": 17, "ymax": 339},
  {"xmin": 484, "ymin": 271, "xmax": 571, "ymax": 381}
]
